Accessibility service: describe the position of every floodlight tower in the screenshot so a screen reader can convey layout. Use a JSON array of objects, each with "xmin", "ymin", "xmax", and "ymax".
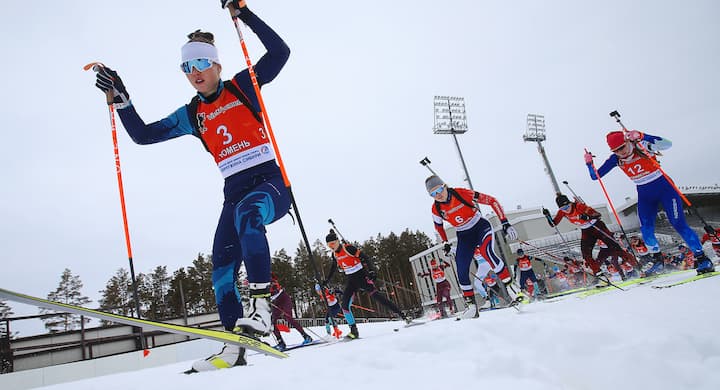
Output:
[
  {"xmin": 432, "ymin": 96, "xmax": 474, "ymax": 190},
  {"xmin": 523, "ymin": 114, "xmax": 560, "ymax": 193}
]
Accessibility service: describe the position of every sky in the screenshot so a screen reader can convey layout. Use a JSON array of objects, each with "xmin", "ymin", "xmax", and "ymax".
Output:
[
  {"xmin": 10, "ymin": 271, "xmax": 720, "ymax": 389},
  {"xmin": 1, "ymin": 1, "xmax": 719, "ymax": 326}
]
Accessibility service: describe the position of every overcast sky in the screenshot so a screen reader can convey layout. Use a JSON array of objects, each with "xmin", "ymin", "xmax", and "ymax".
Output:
[{"xmin": 2, "ymin": 0, "xmax": 718, "ymax": 330}]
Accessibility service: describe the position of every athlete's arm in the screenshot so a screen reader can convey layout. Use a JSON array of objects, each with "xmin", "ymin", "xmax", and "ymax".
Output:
[
  {"xmin": 116, "ymin": 105, "xmax": 195, "ymax": 145},
  {"xmin": 587, "ymin": 154, "xmax": 619, "ymax": 180},
  {"xmin": 473, "ymin": 191, "xmax": 508, "ymax": 221},
  {"xmin": 432, "ymin": 205, "xmax": 449, "ymax": 242},
  {"xmin": 640, "ymin": 132, "xmax": 672, "ymax": 152}
]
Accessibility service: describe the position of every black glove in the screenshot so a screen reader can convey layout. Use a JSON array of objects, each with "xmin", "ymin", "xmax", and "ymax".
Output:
[
  {"xmin": 705, "ymin": 225, "xmax": 716, "ymax": 235},
  {"xmin": 221, "ymin": 0, "xmax": 244, "ymax": 9},
  {"xmin": 95, "ymin": 67, "xmax": 130, "ymax": 108},
  {"xmin": 501, "ymin": 220, "xmax": 518, "ymax": 240},
  {"xmin": 542, "ymin": 208, "xmax": 555, "ymax": 227},
  {"xmin": 443, "ymin": 242, "xmax": 452, "ymax": 255},
  {"xmin": 367, "ymin": 270, "xmax": 377, "ymax": 281},
  {"xmin": 579, "ymin": 214, "xmax": 590, "ymax": 221}
]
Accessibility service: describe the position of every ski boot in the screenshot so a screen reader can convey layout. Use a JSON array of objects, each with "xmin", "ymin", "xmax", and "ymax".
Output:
[
  {"xmin": 273, "ymin": 340, "xmax": 287, "ymax": 352},
  {"xmin": 234, "ymin": 284, "xmax": 272, "ymax": 337},
  {"xmin": 301, "ymin": 334, "xmax": 313, "ymax": 345},
  {"xmin": 461, "ymin": 294, "xmax": 479, "ymax": 319},
  {"xmin": 331, "ymin": 326, "xmax": 343, "ymax": 338},
  {"xmin": 695, "ymin": 253, "xmax": 715, "ymax": 275},
  {"xmin": 402, "ymin": 313, "xmax": 413, "ymax": 325},
  {"xmin": 642, "ymin": 253, "xmax": 665, "ymax": 277},
  {"xmin": 345, "ymin": 324, "xmax": 359, "ymax": 340},
  {"xmin": 189, "ymin": 343, "xmax": 246, "ymax": 372}
]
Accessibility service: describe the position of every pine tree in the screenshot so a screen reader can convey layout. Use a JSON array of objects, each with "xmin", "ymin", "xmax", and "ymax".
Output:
[
  {"xmin": 167, "ymin": 268, "xmax": 190, "ymax": 317},
  {"xmin": 0, "ymin": 299, "xmax": 13, "ymax": 373},
  {"xmin": 186, "ymin": 254, "xmax": 216, "ymax": 314},
  {"xmin": 98, "ymin": 268, "xmax": 134, "ymax": 325},
  {"xmin": 142, "ymin": 266, "xmax": 171, "ymax": 320},
  {"xmin": 41, "ymin": 269, "xmax": 92, "ymax": 333},
  {"xmin": 0, "ymin": 299, "xmax": 13, "ymax": 338}
]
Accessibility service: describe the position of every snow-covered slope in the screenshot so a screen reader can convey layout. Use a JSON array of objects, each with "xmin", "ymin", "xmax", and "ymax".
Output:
[{"xmin": 36, "ymin": 273, "xmax": 720, "ymax": 390}]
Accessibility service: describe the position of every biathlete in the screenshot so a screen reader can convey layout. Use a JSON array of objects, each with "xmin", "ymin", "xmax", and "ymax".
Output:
[
  {"xmin": 543, "ymin": 194, "xmax": 638, "ymax": 281},
  {"xmin": 425, "ymin": 175, "xmax": 518, "ymax": 318},
  {"xmin": 313, "ymin": 284, "xmax": 344, "ymax": 338},
  {"xmin": 269, "ymin": 273, "xmax": 312, "ymax": 351},
  {"xmin": 417, "ymin": 258, "xmax": 455, "ymax": 318},
  {"xmin": 93, "ymin": 0, "xmax": 291, "ymax": 371},
  {"xmin": 515, "ymin": 249, "xmax": 543, "ymax": 301},
  {"xmin": 322, "ymin": 230, "xmax": 409, "ymax": 339},
  {"xmin": 585, "ymin": 130, "xmax": 714, "ymax": 275}
]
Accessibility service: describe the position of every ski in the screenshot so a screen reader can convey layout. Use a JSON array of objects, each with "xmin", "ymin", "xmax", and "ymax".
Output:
[
  {"xmin": 393, "ymin": 320, "xmax": 426, "ymax": 331},
  {"xmin": 651, "ymin": 271, "xmax": 720, "ymax": 289},
  {"xmin": 0, "ymin": 287, "xmax": 288, "ymax": 359},
  {"xmin": 576, "ymin": 269, "xmax": 693, "ymax": 298},
  {"xmin": 282, "ymin": 339, "xmax": 327, "ymax": 351}
]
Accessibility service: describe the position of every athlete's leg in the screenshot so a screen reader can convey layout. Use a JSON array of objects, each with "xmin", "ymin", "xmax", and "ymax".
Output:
[
  {"xmin": 233, "ymin": 177, "xmax": 291, "ymax": 334},
  {"xmin": 580, "ymin": 228, "xmax": 601, "ymax": 274},
  {"xmin": 637, "ymin": 184, "xmax": 663, "ymax": 253},
  {"xmin": 659, "ymin": 184, "xmax": 704, "ymax": 254},
  {"xmin": 211, "ymin": 205, "xmax": 244, "ymax": 330}
]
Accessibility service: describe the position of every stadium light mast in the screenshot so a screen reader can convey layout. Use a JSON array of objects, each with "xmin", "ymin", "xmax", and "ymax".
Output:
[
  {"xmin": 523, "ymin": 114, "xmax": 561, "ymax": 194},
  {"xmin": 433, "ymin": 96, "xmax": 474, "ymax": 190}
]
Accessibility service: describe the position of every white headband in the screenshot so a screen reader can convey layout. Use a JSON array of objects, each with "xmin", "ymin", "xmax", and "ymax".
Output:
[{"xmin": 181, "ymin": 41, "xmax": 220, "ymax": 64}]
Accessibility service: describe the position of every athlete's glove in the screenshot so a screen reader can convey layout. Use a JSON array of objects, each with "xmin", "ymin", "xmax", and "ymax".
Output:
[
  {"xmin": 443, "ymin": 242, "xmax": 452, "ymax": 256},
  {"xmin": 626, "ymin": 130, "xmax": 643, "ymax": 141},
  {"xmin": 95, "ymin": 67, "xmax": 130, "ymax": 109},
  {"xmin": 584, "ymin": 150, "xmax": 594, "ymax": 164},
  {"xmin": 221, "ymin": 0, "xmax": 245, "ymax": 9},
  {"xmin": 501, "ymin": 220, "xmax": 518, "ymax": 241},
  {"xmin": 542, "ymin": 208, "xmax": 556, "ymax": 227},
  {"xmin": 579, "ymin": 214, "xmax": 590, "ymax": 221},
  {"xmin": 704, "ymin": 225, "xmax": 716, "ymax": 235},
  {"xmin": 366, "ymin": 270, "xmax": 377, "ymax": 281}
]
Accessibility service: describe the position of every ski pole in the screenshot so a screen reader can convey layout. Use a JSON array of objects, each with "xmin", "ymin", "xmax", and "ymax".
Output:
[
  {"xmin": 351, "ymin": 304, "xmax": 376, "ymax": 313},
  {"xmin": 610, "ymin": 110, "xmax": 719, "ymax": 240},
  {"xmin": 375, "ymin": 278, "xmax": 422, "ymax": 298},
  {"xmin": 84, "ymin": 63, "xmax": 145, "ymax": 340},
  {"xmin": 562, "ymin": 180, "xmax": 585, "ymax": 203},
  {"xmin": 585, "ymin": 148, "xmax": 639, "ymax": 252},
  {"xmin": 226, "ymin": 6, "xmax": 336, "ymax": 330}
]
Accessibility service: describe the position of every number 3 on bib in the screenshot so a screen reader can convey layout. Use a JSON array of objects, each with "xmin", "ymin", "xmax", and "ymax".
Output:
[{"xmin": 217, "ymin": 125, "xmax": 233, "ymax": 145}]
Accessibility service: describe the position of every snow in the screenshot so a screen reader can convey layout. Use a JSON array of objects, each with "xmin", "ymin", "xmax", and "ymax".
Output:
[{"xmin": 34, "ymin": 273, "xmax": 720, "ymax": 390}]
